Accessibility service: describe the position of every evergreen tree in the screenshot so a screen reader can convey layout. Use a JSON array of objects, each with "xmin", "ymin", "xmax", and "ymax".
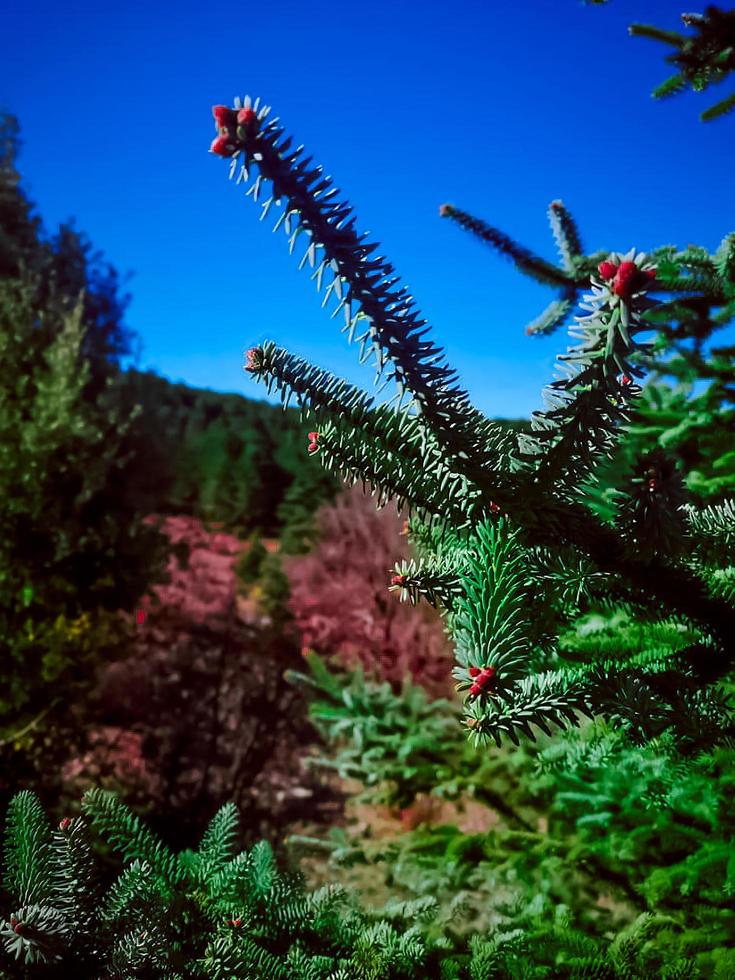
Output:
[
  {"xmin": 0, "ymin": 790, "xmax": 455, "ymax": 977},
  {"xmin": 0, "ymin": 114, "xmax": 135, "ymax": 378},
  {"xmin": 117, "ymin": 368, "xmax": 337, "ymax": 537},
  {"xmin": 0, "ymin": 279, "xmax": 169, "ymax": 793},
  {"xmin": 0, "ymin": 114, "xmax": 41, "ymax": 279},
  {"xmin": 208, "ymin": 97, "xmax": 735, "ymax": 749},
  {"xmin": 3, "ymin": 783, "xmax": 729, "ymax": 977}
]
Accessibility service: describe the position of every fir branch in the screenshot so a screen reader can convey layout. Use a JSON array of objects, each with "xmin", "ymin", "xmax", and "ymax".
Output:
[
  {"xmin": 100, "ymin": 859, "xmax": 156, "ymax": 922},
  {"xmin": 524, "ymin": 290, "xmax": 577, "ymax": 337},
  {"xmin": 702, "ymin": 90, "xmax": 735, "ymax": 120},
  {"xmin": 217, "ymin": 101, "xmax": 511, "ymax": 489},
  {"xmin": 389, "ymin": 554, "xmax": 466, "ymax": 609},
  {"xmin": 449, "ymin": 518, "xmax": 532, "ymax": 687},
  {"xmin": 81, "ymin": 789, "xmax": 184, "ymax": 886},
  {"xmin": 465, "ymin": 672, "xmax": 593, "ymax": 747},
  {"xmin": 682, "ymin": 499, "xmax": 735, "ymax": 563},
  {"xmin": 440, "ymin": 203, "xmax": 573, "ymax": 287},
  {"xmin": 314, "ymin": 421, "xmax": 483, "ymax": 528},
  {"xmin": 246, "ymin": 341, "xmax": 427, "ymax": 464},
  {"xmin": 50, "ymin": 818, "xmax": 99, "ymax": 933},
  {"xmin": 630, "ymin": 7, "xmax": 735, "ymax": 122},
  {"xmin": 521, "ymin": 252, "xmax": 655, "ymax": 492},
  {"xmin": 0, "ymin": 903, "xmax": 69, "ymax": 966},
  {"xmin": 547, "ymin": 200, "xmax": 584, "ymax": 273},
  {"xmin": 3, "ymin": 791, "xmax": 52, "ymax": 907},
  {"xmin": 196, "ymin": 803, "xmax": 240, "ymax": 882}
]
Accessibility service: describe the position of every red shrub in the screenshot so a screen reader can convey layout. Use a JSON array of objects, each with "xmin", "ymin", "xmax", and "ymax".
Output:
[{"xmin": 285, "ymin": 485, "xmax": 453, "ymax": 696}]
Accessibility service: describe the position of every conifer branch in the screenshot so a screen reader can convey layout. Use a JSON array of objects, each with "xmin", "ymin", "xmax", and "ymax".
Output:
[
  {"xmin": 439, "ymin": 203, "xmax": 574, "ymax": 287},
  {"xmin": 450, "ymin": 519, "xmax": 532, "ymax": 691},
  {"xmin": 210, "ymin": 97, "xmax": 735, "ymax": 745},
  {"xmin": 4, "ymin": 792, "xmax": 52, "ymax": 907},
  {"xmin": 465, "ymin": 672, "xmax": 592, "ymax": 747},
  {"xmin": 547, "ymin": 200, "xmax": 584, "ymax": 273},
  {"xmin": 81, "ymin": 789, "xmax": 184, "ymax": 886},
  {"xmin": 630, "ymin": 7, "xmax": 735, "ymax": 122},
  {"xmin": 683, "ymin": 499, "xmax": 735, "ymax": 563},
  {"xmin": 521, "ymin": 252, "xmax": 654, "ymax": 492},
  {"xmin": 313, "ymin": 422, "xmax": 481, "ymax": 528},
  {"xmin": 213, "ymin": 99, "xmax": 512, "ymax": 493},
  {"xmin": 389, "ymin": 554, "xmax": 466, "ymax": 609},
  {"xmin": 245, "ymin": 341, "xmax": 428, "ymax": 464}
]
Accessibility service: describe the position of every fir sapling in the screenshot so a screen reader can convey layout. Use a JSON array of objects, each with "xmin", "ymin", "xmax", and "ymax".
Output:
[{"xmin": 208, "ymin": 96, "xmax": 735, "ymax": 749}]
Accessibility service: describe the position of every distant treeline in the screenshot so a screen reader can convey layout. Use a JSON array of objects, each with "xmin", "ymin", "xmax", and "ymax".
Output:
[{"xmin": 119, "ymin": 369, "xmax": 340, "ymax": 544}]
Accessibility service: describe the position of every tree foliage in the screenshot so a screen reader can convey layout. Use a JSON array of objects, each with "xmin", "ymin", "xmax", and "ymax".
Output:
[
  {"xmin": 5, "ymin": 786, "xmax": 732, "ymax": 978},
  {"xmin": 208, "ymin": 97, "xmax": 735, "ymax": 749},
  {"xmin": 630, "ymin": 6, "xmax": 735, "ymax": 122},
  {"xmin": 0, "ymin": 280, "xmax": 169, "ymax": 753},
  {"xmin": 290, "ymin": 656, "xmax": 735, "ymax": 978}
]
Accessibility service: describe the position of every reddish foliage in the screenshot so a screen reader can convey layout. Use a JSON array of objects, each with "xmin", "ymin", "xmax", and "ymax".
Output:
[
  {"xmin": 63, "ymin": 515, "xmax": 331, "ymax": 845},
  {"xmin": 62, "ymin": 497, "xmax": 453, "ymax": 841},
  {"xmin": 285, "ymin": 486, "xmax": 454, "ymax": 696}
]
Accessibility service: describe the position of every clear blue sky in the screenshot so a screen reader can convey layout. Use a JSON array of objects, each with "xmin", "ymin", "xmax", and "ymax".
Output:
[{"xmin": 2, "ymin": 0, "xmax": 733, "ymax": 418}]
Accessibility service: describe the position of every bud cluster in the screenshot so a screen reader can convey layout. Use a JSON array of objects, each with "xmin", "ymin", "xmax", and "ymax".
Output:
[
  {"xmin": 307, "ymin": 431, "xmax": 320, "ymax": 454},
  {"xmin": 244, "ymin": 347, "xmax": 263, "ymax": 374},
  {"xmin": 468, "ymin": 664, "xmax": 496, "ymax": 698},
  {"xmin": 210, "ymin": 105, "xmax": 259, "ymax": 158},
  {"xmin": 597, "ymin": 259, "xmax": 656, "ymax": 300}
]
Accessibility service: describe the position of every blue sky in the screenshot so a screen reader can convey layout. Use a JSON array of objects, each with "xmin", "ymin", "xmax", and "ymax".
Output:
[{"xmin": 2, "ymin": 0, "xmax": 733, "ymax": 418}]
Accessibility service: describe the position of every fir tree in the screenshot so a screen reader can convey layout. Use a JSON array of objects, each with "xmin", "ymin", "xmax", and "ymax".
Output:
[
  {"xmin": 0, "ymin": 279, "xmax": 169, "ymax": 792},
  {"xmin": 0, "ymin": 790, "xmax": 473, "ymax": 977},
  {"xmin": 208, "ymin": 97, "xmax": 735, "ymax": 749}
]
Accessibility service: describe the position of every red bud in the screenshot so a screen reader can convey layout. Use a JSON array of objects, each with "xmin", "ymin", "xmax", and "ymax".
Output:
[
  {"xmin": 613, "ymin": 261, "xmax": 640, "ymax": 297},
  {"xmin": 245, "ymin": 348, "xmax": 260, "ymax": 373},
  {"xmin": 616, "ymin": 261, "xmax": 638, "ymax": 277},
  {"xmin": 469, "ymin": 667, "xmax": 482, "ymax": 677},
  {"xmin": 210, "ymin": 135, "xmax": 235, "ymax": 157},
  {"xmin": 212, "ymin": 105, "xmax": 237, "ymax": 128},
  {"xmin": 59, "ymin": 817, "xmax": 72, "ymax": 831},
  {"xmin": 237, "ymin": 108, "xmax": 257, "ymax": 128},
  {"xmin": 598, "ymin": 261, "xmax": 618, "ymax": 280},
  {"xmin": 438, "ymin": 203, "xmax": 452, "ymax": 217},
  {"xmin": 390, "ymin": 574, "xmax": 407, "ymax": 587},
  {"xmin": 469, "ymin": 683, "xmax": 482, "ymax": 696}
]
